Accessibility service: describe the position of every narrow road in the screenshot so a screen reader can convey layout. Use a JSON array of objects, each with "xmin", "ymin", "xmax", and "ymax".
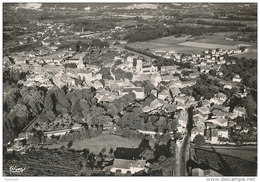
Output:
[
  {"xmin": 176, "ymin": 107, "xmax": 193, "ymax": 176},
  {"xmin": 178, "ymin": 133, "xmax": 190, "ymax": 176}
]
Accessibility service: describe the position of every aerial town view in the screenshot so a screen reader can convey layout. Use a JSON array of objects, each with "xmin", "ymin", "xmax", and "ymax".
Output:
[{"xmin": 2, "ymin": 2, "xmax": 257, "ymax": 177}]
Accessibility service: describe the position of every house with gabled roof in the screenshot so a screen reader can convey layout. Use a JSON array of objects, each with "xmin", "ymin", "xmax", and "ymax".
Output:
[
  {"xmin": 162, "ymin": 103, "xmax": 177, "ymax": 113},
  {"xmin": 120, "ymin": 87, "xmax": 144, "ymax": 100},
  {"xmin": 206, "ymin": 117, "xmax": 228, "ymax": 127},
  {"xmin": 158, "ymin": 89, "xmax": 170, "ymax": 100},
  {"xmin": 232, "ymin": 74, "xmax": 242, "ymax": 83},
  {"xmin": 175, "ymin": 96, "xmax": 186, "ymax": 104},
  {"xmin": 150, "ymin": 99, "xmax": 164, "ymax": 109},
  {"xmin": 181, "ymin": 80, "xmax": 196, "ymax": 88},
  {"xmin": 197, "ymin": 106, "xmax": 210, "ymax": 115},
  {"xmin": 189, "ymin": 72, "xmax": 200, "ymax": 79},
  {"xmin": 110, "ymin": 159, "xmax": 146, "ymax": 175},
  {"xmin": 193, "ymin": 112, "xmax": 208, "ymax": 123},
  {"xmin": 161, "ymin": 74, "xmax": 174, "ymax": 82},
  {"xmin": 210, "ymin": 93, "xmax": 227, "ymax": 105},
  {"xmin": 160, "ymin": 65, "xmax": 178, "ymax": 75},
  {"xmin": 169, "ymin": 87, "xmax": 181, "ymax": 96},
  {"xmin": 233, "ymin": 107, "xmax": 246, "ymax": 118}
]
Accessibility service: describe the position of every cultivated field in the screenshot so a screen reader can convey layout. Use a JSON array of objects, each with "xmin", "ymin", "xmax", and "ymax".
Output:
[
  {"xmin": 44, "ymin": 134, "xmax": 141, "ymax": 154},
  {"xmin": 125, "ymin": 32, "xmax": 254, "ymax": 54},
  {"xmin": 178, "ymin": 41, "xmax": 237, "ymax": 50},
  {"xmin": 126, "ymin": 36, "xmax": 209, "ymax": 54}
]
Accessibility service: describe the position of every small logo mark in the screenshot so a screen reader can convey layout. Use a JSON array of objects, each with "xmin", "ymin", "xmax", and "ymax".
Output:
[{"xmin": 9, "ymin": 166, "xmax": 26, "ymax": 174}]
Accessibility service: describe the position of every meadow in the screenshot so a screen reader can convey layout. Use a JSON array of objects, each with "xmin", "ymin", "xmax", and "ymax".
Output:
[{"xmin": 44, "ymin": 134, "xmax": 141, "ymax": 154}]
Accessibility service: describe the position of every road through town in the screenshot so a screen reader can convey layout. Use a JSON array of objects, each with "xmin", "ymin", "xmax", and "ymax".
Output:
[{"xmin": 176, "ymin": 107, "xmax": 193, "ymax": 176}]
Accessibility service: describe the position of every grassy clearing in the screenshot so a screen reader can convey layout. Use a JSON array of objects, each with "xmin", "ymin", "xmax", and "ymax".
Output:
[{"xmin": 44, "ymin": 134, "xmax": 141, "ymax": 154}]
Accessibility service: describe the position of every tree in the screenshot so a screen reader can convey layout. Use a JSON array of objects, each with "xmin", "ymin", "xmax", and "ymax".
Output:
[
  {"xmin": 106, "ymin": 103, "xmax": 119, "ymax": 117},
  {"xmin": 115, "ymin": 169, "xmax": 122, "ymax": 176},
  {"xmin": 67, "ymin": 140, "xmax": 73, "ymax": 148},
  {"xmin": 209, "ymin": 69, "xmax": 217, "ymax": 76},
  {"xmin": 149, "ymin": 162, "xmax": 163, "ymax": 176},
  {"xmin": 244, "ymin": 94, "xmax": 256, "ymax": 123},
  {"xmin": 125, "ymin": 171, "xmax": 131, "ymax": 176},
  {"xmin": 139, "ymin": 138, "xmax": 151, "ymax": 152},
  {"xmin": 76, "ymin": 43, "xmax": 80, "ymax": 52},
  {"xmin": 140, "ymin": 149, "xmax": 154, "ymax": 161},
  {"xmin": 21, "ymin": 87, "xmax": 45, "ymax": 117},
  {"xmin": 100, "ymin": 67, "xmax": 113, "ymax": 80},
  {"xmin": 193, "ymin": 134, "xmax": 206, "ymax": 145},
  {"xmin": 82, "ymin": 148, "xmax": 90, "ymax": 158},
  {"xmin": 82, "ymin": 54, "xmax": 88, "ymax": 67},
  {"xmin": 114, "ymin": 59, "xmax": 122, "ymax": 66},
  {"xmin": 144, "ymin": 81, "xmax": 154, "ymax": 96},
  {"xmin": 166, "ymin": 139, "xmax": 176, "ymax": 158},
  {"xmin": 87, "ymin": 153, "xmax": 96, "ymax": 169},
  {"xmin": 109, "ymin": 148, "xmax": 114, "ymax": 155}
]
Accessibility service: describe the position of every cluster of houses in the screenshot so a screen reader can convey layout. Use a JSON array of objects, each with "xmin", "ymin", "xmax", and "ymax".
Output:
[
  {"xmin": 191, "ymin": 94, "xmax": 248, "ymax": 144},
  {"xmin": 6, "ymin": 17, "xmax": 254, "ymax": 160},
  {"xmin": 10, "ymin": 40, "xmax": 252, "ymax": 146},
  {"xmin": 152, "ymin": 47, "xmax": 246, "ymax": 83}
]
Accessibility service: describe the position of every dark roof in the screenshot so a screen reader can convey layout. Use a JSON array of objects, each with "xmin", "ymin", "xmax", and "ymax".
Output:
[{"xmin": 114, "ymin": 147, "xmax": 142, "ymax": 160}]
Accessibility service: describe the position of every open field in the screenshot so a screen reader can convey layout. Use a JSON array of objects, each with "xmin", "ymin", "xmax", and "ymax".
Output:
[
  {"xmin": 178, "ymin": 41, "xmax": 237, "ymax": 50},
  {"xmin": 125, "ymin": 32, "xmax": 255, "ymax": 54},
  {"xmin": 43, "ymin": 134, "xmax": 141, "ymax": 154},
  {"xmin": 126, "ymin": 36, "xmax": 210, "ymax": 54}
]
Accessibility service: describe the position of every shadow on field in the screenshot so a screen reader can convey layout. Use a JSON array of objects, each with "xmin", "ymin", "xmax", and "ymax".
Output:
[{"xmin": 191, "ymin": 146, "xmax": 257, "ymax": 176}]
